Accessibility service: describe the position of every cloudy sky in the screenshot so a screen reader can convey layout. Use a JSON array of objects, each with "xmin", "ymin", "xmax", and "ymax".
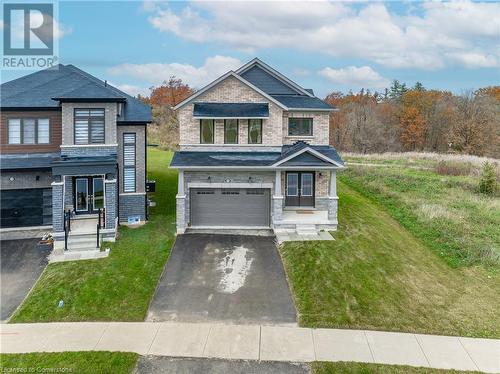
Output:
[{"xmin": 2, "ymin": 0, "xmax": 499, "ymax": 98}]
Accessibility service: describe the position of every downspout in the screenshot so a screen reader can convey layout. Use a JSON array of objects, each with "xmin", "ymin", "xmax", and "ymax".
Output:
[
  {"xmin": 116, "ymin": 163, "xmax": 120, "ymax": 225},
  {"xmin": 145, "ymin": 124, "xmax": 148, "ymax": 220}
]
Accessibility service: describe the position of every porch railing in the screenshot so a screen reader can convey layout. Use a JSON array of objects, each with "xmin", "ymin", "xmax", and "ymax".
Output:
[
  {"xmin": 63, "ymin": 210, "xmax": 71, "ymax": 251},
  {"xmin": 96, "ymin": 208, "xmax": 102, "ymax": 248}
]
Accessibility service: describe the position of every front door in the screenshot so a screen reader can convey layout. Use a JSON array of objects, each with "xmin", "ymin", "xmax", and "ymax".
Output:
[
  {"xmin": 285, "ymin": 172, "xmax": 315, "ymax": 207},
  {"xmin": 74, "ymin": 177, "xmax": 104, "ymax": 214}
]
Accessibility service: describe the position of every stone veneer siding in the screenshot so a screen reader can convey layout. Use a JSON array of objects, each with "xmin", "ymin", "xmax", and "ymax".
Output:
[
  {"xmin": 105, "ymin": 180, "xmax": 118, "ymax": 228},
  {"xmin": 178, "ymin": 76, "xmax": 284, "ymax": 146},
  {"xmin": 282, "ymin": 112, "xmax": 330, "ymax": 145},
  {"xmin": 60, "ymin": 145, "xmax": 117, "ymax": 157},
  {"xmin": 119, "ymin": 194, "xmax": 146, "ymax": 223},
  {"xmin": 52, "ymin": 182, "xmax": 64, "ymax": 232},
  {"xmin": 61, "ymin": 102, "xmax": 117, "ymax": 145}
]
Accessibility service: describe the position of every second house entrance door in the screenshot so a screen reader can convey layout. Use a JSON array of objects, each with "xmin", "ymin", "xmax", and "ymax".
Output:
[
  {"xmin": 285, "ymin": 172, "xmax": 315, "ymax": 207},
  {"xmin": 74, "ymin": 176, "xmax": 104, "ymax": 214}
]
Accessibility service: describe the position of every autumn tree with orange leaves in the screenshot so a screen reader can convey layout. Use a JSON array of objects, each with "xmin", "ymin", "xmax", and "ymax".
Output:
[{"xmin": 141, "ymin": 77, "xmax": 194, "ymax": 150}]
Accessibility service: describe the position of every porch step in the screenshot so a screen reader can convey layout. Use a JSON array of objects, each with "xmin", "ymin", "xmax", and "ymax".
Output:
[
  {"xmin": 295, "ymin": 224, "xmax": 317, "ymax": 235},
  {"xmin": 67, "ymin": 233, "xmax": 99, "ymax": 251}
]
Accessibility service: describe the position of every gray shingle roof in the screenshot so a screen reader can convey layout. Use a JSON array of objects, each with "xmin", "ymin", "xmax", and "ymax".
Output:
[
  {"xmin": 0, "ymin": 152, "xmax": 59, "ymax": 170},
  {"xmin": 193, "ymin": 103, "xmax": 269, "ymax": 118},
  {"xmin": 171, "ymin": 142, "xmax": 344, "ymax": 168},
  {"xmin": 271, "ymin": 95, "xmax": 333, "ymax": 110},
  {"xmin": 240, "ymin": 65, "xmax": 298, "ymax": 95},
  {"xmin": 1, "ymin": 64, "xmax": 151, "ymax": 123}
]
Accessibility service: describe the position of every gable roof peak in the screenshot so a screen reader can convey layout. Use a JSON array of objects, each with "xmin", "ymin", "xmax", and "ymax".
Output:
[{"xmin": 236, "ymin": 58, "xmax": 314, "ymax": 98}]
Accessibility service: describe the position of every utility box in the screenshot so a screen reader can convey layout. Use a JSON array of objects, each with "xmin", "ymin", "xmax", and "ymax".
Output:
[{"xmin": 146, "ymin": 180, "xmax": 156, "ymax": 193}]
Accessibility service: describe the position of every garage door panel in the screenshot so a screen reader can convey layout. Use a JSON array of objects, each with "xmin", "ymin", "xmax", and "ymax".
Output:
[
  {"xmin": 191, "ymin": 188, "xmax": 269, "ymax": 227},
  {"xmin": 0, "ymin": 188, "xmax": 52, "ymax": 228}
]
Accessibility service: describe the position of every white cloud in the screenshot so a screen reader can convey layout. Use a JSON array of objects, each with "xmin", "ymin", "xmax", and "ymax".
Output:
[
  {"xmin": 145, "ymin": 0, "xmax": 500, "ymax": 70},
  {"xmin": 113, "ymin": 83, "xmax": 150, "ymax": 98},
  {"xmin": 319, "ymin": 66, "xmax": 390, "ymax": 90},
  {"xmin": 107, "ymin": 55, "xmax": 242, "ymax": 89}
]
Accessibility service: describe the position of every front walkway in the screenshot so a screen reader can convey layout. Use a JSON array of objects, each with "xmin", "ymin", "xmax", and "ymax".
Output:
[{"xmin": 1, "ymin": 322, "xmax": 498, "ymax": 373}]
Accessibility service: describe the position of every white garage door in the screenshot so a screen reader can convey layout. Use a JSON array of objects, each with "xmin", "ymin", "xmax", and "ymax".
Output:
[{"xmin": 190, "ymin": 188, "xmax": 270, "ymax": 227}]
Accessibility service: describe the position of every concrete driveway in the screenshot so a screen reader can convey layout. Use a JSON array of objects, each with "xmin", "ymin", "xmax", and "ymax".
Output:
[
  {"xmin": 0, "ymin": 239, "xmax": 51, "ymax": 321},
  {"xmin": 147, "ymin": 234, "xmax": 297, "ymax": 325}
]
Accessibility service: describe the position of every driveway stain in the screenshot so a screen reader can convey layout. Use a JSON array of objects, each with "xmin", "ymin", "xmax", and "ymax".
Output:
[{"xmin": 217, "ymin": 245, "xmax": 254, "ymax": 294}]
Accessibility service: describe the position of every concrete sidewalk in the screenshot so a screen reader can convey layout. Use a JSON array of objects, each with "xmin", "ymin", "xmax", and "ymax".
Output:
[{"xmin": 1, "ymin": 322, "xmax": 499, "ymax": 373}]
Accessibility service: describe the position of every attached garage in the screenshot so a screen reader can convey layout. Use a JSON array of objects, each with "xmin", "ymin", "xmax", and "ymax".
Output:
[
  {"xmin": 190, "ymin": 188, "xmax": 270, "ymax": 227},
  {"xmin": 0, "ymin": 188, "xmax": 52, "ymax": 228}
]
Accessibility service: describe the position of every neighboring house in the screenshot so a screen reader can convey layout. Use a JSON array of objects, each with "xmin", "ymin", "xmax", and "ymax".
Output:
[
  {"xmin": 0, "ymin": 65, "xmax": 151, "ymax": 249},
  {"xmin": 171, "ymin": 58, "xmax": 345, "ymax": 234}
]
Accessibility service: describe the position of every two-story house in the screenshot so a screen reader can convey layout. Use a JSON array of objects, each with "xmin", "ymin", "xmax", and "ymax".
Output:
[
  {"xmin": 0, "ymin": 65, "xmax": 151, "ymax": 250},
  {"xmin": 171, "ymin": 58, "xmax": 345, "ymax": 235}
]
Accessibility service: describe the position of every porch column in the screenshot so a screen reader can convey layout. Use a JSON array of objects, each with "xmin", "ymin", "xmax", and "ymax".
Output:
[
  {"xmin": 274, "ymin": 170, "xmax": 282, "ymax": 196},
  {"xmin": 176, "ymin": 169, "xmax": 187, "ymax": 234},
  {"xmin": 328, "ymin": 170, "xmax": 338, "ymax": 222},
  {"xmin": 104, "ymin": 178, "xmax": 117, "ymax": 229},
  {"xmin": 272, "ymin": 170, "xmax": 284, "ymax": 226},
  {"xmin": 51, "ymin": 178, "xmax": 64, "ymax": 233},
  {"xmin": 329, "ymin": 170, "xmax": 337, "ymax": 197}
]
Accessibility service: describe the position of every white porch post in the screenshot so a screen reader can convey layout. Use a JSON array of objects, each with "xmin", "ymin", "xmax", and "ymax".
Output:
[
  {"xmin": 178, "ymin": 170, "xmax": 185, "ymax": 196},
  {"xmin": 176, "ymin": 169, "xmax": 187, "ymax": 234},
  {"xmin": 329, "ymin": 170, "xmax": 337, "ymax": 197},
  {"xmin": 275, "ymin": 170, "xmax": 282, "ymax": 197}
]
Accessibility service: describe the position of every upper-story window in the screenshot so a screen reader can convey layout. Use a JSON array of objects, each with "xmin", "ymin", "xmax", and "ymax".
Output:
[
  {"xmin": 248, "ymin": 119, "xmax": 262, "ymax": 144},
  {"xmin": 8, "ymin": 118, "xmax": 50, "ymax": 144},
  {"xmin": 200, "ymin": 119, "xmax": 214, "ymax": 144},
  {"xmin": 74, "ymin": 109, "xmax": 105, "ymax": 145},
  {"xmin": 224, "ymin": 119, "xmax": 238, "ymax": 144},
  {"xmin": 123, "ymin": 133, "xmax": 136, "ymax": 193},
  {"xmin": 288, "ymin": 118, "xmax": 313, "ymax": 136}
]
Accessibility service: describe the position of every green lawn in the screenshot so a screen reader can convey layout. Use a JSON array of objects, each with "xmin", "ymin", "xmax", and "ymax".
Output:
[
  {"xmin": 0, "ymin": 352, "xmax": 137, "ymax": 373},
  {"xmin": 312, "ymin": 362, "xmax": 479, "ymax": 374},
  {"xmin": 342, "ymin": 155, "xmax": 499, "ymax": 267},
  {"xmin": 281, "ymin": 179, "xmax": 499, "ymax": 337},
  {"xmin": 10, "ymin": 148, "xmax": 176, "ymax": 322}
]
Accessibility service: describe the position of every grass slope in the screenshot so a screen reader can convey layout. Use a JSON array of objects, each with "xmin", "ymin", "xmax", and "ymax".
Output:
[
  {"xmin": 0, "ymin": 352, "xmax": 137, "ymax": 374},
  {"xmin": 341, "ymin": 158, "xmax": 499, "ymax": 267},
  {"xmin": 312, "ymin": 362, "xmax": 479, "ymax": 374},
  {"xmin": 280, "ymin": 181, "xmax": 499, "ymax": 337},
  {"xmin": 10, "ymin": 148, "xmax": 176, "ymax": 322}
]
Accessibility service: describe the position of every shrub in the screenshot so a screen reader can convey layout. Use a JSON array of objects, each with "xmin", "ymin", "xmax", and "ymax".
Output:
[{"xmin": 479, "ymin": 161, "xmax": 497, "ymax": 195}]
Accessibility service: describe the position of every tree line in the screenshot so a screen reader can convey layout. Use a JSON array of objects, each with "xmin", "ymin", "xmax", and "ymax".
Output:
[{"xmin": 140, "ymin": 78, "xmax": 499, "ymax": 158}]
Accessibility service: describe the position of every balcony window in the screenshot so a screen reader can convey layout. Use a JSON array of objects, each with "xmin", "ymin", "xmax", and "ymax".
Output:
[
  {"xmin": 74, "ymin": 108, "xmax": 105, "ymax": 144},
  {"xmin": 288, "ymin": 118, "xmax": 313, "ymax": 136},
  {"xmin": 248, "ymin": 119, "xmax": 262, "ymax": 144},
  {"xmin": 7, "ymin": 118, "xmax": 50, "ymax": 144},
  {"xmin": 200, "ymin": 119, "xmax": 214, "ymax": 144},
  {"xmin": 224, "ymin": 119, "xmax": 238, "ymax": 144}
]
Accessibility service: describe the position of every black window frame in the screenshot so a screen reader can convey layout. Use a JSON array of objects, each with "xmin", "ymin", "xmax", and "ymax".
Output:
[
  {"xmin": 248, "ymin": 119, "xmax": 263, "ymax": 144},
  {"xmin": 74, "ymin": 108, "xmax": 105, "ymax": 145},
  {"xmin": 224, "ymin": 119, "xmax": 239, "ymax": 144},
  {"xmin": 7, "ymin": 118, "xmax": 50, "ymax": 145},
  {"xmin": 288, "ymin": 117, "xmax": 313, "ymax": 136},
  {"xmin": 200, "ymin": 119, "xmax": 215, "ymax": 144},
  {"xmin": 123, "ymin": 132, "xmax": 136, "ymax": 193}
]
